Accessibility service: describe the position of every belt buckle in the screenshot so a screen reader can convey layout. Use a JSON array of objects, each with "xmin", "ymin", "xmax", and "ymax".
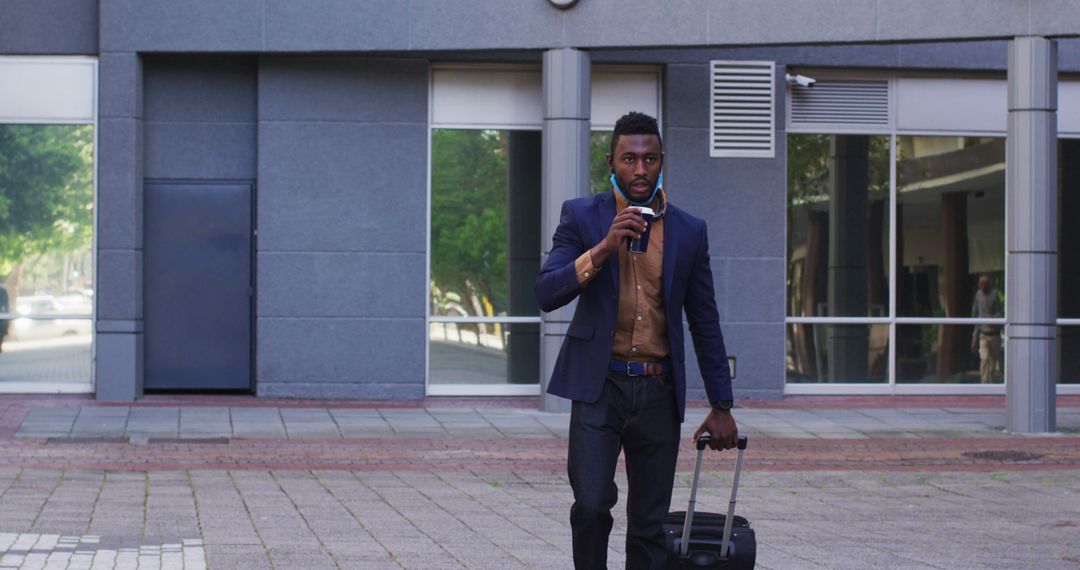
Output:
[{"xmin": 625, "ymin": 361, "xmax": 639, "ymax": 377}]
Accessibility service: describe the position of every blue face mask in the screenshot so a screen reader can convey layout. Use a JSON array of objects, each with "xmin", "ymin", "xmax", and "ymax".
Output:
[{"xmin": 610, "ymin": 171, "xmax": 664, "ymax": 206}]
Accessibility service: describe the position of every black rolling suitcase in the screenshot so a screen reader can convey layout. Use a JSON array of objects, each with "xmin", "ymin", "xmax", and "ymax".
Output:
[{"xmin": 664, "ymin": 434, "xmax": 756, "ymax": 569}]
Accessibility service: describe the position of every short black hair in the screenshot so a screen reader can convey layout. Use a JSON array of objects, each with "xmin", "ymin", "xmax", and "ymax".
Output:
[{"xmin": 610, "ymin": 111, "xmax": 661, "ymax": 156}]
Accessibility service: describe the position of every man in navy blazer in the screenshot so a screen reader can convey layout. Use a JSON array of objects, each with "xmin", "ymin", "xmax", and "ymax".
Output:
[{"xmin": 536, "ymin": 112, "xmax": 738, "ymax": 568}]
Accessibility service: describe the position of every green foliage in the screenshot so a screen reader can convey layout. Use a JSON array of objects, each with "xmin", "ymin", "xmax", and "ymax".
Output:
[
  {"xmin": 0, "ymin": 124, "xmax": 94, "ymax": 276},
  {"xmin": 590, "ymin": 131, "xmax": 613, "ymax": 194},
  {"xmin": 430, "ymin": 130, "xmax": 509, "ymax": 316}
]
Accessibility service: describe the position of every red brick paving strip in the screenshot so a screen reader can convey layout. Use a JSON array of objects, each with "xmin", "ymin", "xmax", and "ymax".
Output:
[{"xmin": 2, "ymin": 436, "xmax": 1078, "ymax": 473}]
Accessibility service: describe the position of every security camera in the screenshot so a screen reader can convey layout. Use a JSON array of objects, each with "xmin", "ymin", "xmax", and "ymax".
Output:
[{"xmin": 785, "ymin": 73, "xmax": 816, "ymax": 88}]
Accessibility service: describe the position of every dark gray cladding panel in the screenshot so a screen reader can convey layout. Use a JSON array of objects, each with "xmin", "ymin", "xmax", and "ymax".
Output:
[
  {"xmin": 256, "ymin": 121, "xmax": 428, "ymax": 254},
  {"xmin": 144, "ymin": 56, "xmax": 257, "ymax": 123},
  {"xmin": 0, "ymin": 0, "xmax": 98, "ymax": 54},
  {"xmin": 257, "ymin": 318, "xmax": 426, "ymax": 386},
  {"xmin": 258, "ymin": 58, "xmax": 427, "ymax": 123},
  {"xmin": 256, "ymin": 252, "xmax": 426, "ymax": 319},
  {"xmin": 100, "ymin": 0, "xmax": 262, "ymax": 52},
  {"xmin": 142, "ymin": 56, "xmax": 257, "ymax": 180}
]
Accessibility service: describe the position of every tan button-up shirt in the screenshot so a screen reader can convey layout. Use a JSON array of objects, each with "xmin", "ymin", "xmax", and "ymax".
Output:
[{"xmin": 573, "ymin": 188, "xmax": 669, "ymax": 362}]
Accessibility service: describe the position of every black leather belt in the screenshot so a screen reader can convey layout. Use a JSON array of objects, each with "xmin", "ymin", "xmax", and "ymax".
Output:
[{"xmin": 610, "ymin": 358, "xmax": 671, "ymax": 377}]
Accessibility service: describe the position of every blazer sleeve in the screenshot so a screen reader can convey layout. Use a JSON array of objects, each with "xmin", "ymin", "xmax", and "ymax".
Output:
[
  {"xmin": 682, "ymin": 222, "xmax": 734, "ymax": 404},
  {"xmin": 535, "ymin": 200, "xmax": 590, "ymax": 313}
]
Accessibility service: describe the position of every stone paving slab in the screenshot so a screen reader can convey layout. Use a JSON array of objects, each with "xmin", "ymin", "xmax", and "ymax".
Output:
[
  {"xmin": 14, "ymin": 404, "xmax": 1080, "ymax": 440},
  {"xmin": 0, "ymin": 469, "xmax": 1077, "ymax": 569}
]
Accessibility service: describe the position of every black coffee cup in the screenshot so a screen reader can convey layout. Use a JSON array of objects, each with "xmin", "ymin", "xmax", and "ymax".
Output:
[{"xmin": 628, "ymin": 207, "xmax": 655, "ymax": 254}]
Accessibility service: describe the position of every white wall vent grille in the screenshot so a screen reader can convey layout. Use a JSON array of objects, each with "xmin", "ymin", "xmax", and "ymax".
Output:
[
  {"xmin": 710, "ymin": 60, "xmax": 775, "ymax": 158},
  {"xmin": 789, "ymin": 79, "xmax": 890, "ymax": 131}
]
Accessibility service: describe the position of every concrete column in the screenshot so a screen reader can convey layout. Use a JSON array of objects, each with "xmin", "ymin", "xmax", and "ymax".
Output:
[
  {"xmin": 1006, "ymin": 37, "xmax": 1057, "ymax": 433},
  {"xmin": 540, "ymin": 48, "xmax": 590, "ymax": 412},
  {"xmin": 827, "ymin": 135, "xmax": 869, "ymax": 381},
  {"xmin": 95, "ymin": 52, "xmax": 144, "ymax": 401}
]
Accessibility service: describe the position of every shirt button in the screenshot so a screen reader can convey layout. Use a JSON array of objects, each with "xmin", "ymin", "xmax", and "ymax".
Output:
[
  {"xmin": 636, "ymin": 285, "xmax": 641, "ymax": 290},
  {"xmin": 636, "ymin": 315, "xmax": 642, "ymax": 321},
  {"xmin": 584, "ymin": 271, "xmax": 590, "ymax": 278},
  {"xmin": 631, "ymin": 346, "xmax": 638, "ymax": 352}
]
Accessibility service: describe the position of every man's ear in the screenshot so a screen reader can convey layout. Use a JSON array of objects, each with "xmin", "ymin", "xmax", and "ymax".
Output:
[{"xmin": 605, "ymin": 153, "xmax": 614, "ymax": 171}]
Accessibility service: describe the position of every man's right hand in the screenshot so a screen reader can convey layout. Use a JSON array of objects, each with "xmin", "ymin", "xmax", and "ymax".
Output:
[{"xmin": 589, "ymin": 208, "xmax": 648, "ymax": 267}]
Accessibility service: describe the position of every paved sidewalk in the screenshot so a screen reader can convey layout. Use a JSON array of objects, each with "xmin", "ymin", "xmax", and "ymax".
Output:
[{"xmin": 0, "ymin": 395, "xmax": 1078, "ymax": 569}]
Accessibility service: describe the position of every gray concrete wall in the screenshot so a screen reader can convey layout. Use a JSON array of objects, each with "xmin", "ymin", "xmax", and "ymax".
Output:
[
  {"xmin": 664, "ymin": 64, "xmax": 788, "ymax": 401},
  {"xmin": 143, "ymin": 56, "xmax": 258, "ymax": 180},
  {"xmin": 0, "ymin": 0, "xmax": 97, "ymax": 54},
  {"xmin": 95, "ymin": 0, "xmax": 1080, "ymax": 53},
  {"xmin": 255, "ymin": 57, "xmax": 429, "ymax": 399}
]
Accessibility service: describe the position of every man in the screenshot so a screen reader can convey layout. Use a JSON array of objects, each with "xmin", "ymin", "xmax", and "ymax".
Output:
[
  {"xmin": 970, "ymin": 274, "xmax": 1003, "ymax": 383},
  {"xmin": 535, "ymin": 112, "xmax": 738, "ymax": 569}
]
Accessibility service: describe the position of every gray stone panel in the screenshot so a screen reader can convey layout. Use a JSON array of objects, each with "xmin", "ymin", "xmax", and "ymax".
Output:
[
  {"xmin": 99, "ymin": 53, "xmax": 142, "ymax": 120},
  {"xmin": 665, "ymin": 64, "xmax": 708, "ymax": 130},
  {"xmin": 97, "ymin": 249, "xmax": 142, "ymax": 321},
  {"xmin": 144, "ymin": 57, "xmax": 257, "ymax": 123},
  {"xmin": 257, "ymin": 318, "xmax": 425, "ymax": 385},
  {"xmin": 877, "ymin": 0, "xmax": 1028, "ymax": 41},
  {"xmin": 144, "ymin": 122, "xmax": 257, "ymax": 179},
  {"xmin": 258, "ymin": 58, "xmax": 427, "ymax": 123},
  {"xmin": 706, "ymin": 0, "xmax": 877, "ymax": 46},
  {"xmin": 99, "ymin": 0, "xmax": 263, "ymax": 52},
  {"xmin": 565, "ymin": 0, "xmax": 708, "ymax": 48},
  {"xmin": 721, "ymin": 258, "xmax": 786, "ymax": 324},
  {"xmin": 257, "ymin": 121, "xmax": 428, "ymax": 253},
  {"xmin": 898, "ymin": 41, "xmax": 1008, "ymax": 70},
  {"xmin": 95, "ymin": 332, "xmax": 143, "ymax": 402},
  {"xmin": 257, "ymin": 382, "xmax": 423, "ymax": 400},
  {"xmin": 264, "ymin": 0, "xmax": 409, "ymax": 51},
  {"xmin": 663, "ymin": 127, "xmax": 786, "ymax": 259},
  {"xmin": 256, "ymin": 252, "xmax": 425, "ymax": 318},
  {"xmin": 1019, "ymin": 0, "xmax": 1080, "ymax": 38},
  {"xmin": 683, "ymin": 323, "xmax": 785, "ymax": 401},
  {"xmin": 408, "ymin": 0, "xmax": 563, "ymax": 50},
  {"xmin": 0, "ymin": 0, "xmax": 98, "ymax": 54},
  {"xmin": 96, "ymin": 118, "xmax": 143, "ymax": 250}
]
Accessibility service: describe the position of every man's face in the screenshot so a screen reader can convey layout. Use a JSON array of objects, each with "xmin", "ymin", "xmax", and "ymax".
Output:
[
  {"xmin": 607, "ymin": 134, "xmax": 663, "ymax": 203},
  {"xmin": 979, "ymin": 276, "xmax": 990, "ymax": 291}
]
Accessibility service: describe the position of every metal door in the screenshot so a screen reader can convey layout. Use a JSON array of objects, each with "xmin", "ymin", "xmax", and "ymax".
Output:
[{"xmin": 144, "ymin": 181, "xmax": 253, "ymax": 391}]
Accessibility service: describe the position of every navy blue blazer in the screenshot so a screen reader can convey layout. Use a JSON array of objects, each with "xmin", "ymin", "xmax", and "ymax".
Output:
[{"xmin": 535, "ymin": 191, "xmax": 733, "ymax": 421}]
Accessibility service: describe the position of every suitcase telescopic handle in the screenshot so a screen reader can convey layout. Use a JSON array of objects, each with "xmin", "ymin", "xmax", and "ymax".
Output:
[
  {"xmin": 682, "ymin": 434, "xmax": 749, "ymax": 557},
  {"xmin": 695, "ymin": 434, "xmax": 749, "ymax": 451}
]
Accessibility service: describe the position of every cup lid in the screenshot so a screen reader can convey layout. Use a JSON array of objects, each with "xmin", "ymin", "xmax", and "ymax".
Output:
[{"xmin": 634, "ymin": 207, "xmax": 655, "ymax": 216}]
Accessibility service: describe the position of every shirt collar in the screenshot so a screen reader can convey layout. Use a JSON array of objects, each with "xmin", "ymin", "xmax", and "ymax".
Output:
[{"xmin": 614, "ymin": 185, "xmax": 667, "ymax": 219}]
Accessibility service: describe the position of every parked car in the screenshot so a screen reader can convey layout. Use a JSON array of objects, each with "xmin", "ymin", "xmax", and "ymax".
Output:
[{"xmin": 8, "ymin": 295, "xmax": 92, "ymax": 342}]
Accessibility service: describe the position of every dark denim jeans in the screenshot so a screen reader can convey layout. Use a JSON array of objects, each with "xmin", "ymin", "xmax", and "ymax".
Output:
[{"xmin": 568, "ymin": 370, "xmax": 681, "ymax": 570}]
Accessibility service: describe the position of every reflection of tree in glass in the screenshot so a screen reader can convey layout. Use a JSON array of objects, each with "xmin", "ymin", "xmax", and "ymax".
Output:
[
  {"xmin": 589, "ymin": 132, "xmax": 613, "ymax": 195},
  {"xmin": 430, "ymin": 129, "xmax": 509, "ymax": 317},
  {"xmin": 0, "ymin": 125, "xmax": 94, "ymax": 302}
]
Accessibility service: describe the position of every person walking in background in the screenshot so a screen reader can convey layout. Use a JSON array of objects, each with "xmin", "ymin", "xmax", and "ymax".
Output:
[
  {"xmin": 971, "ymin": 274, "xmax": 1003, "ymax": 383},
  {"xmin": 536, "ymin": 112, "xmax": 738, "ymax": 569}
]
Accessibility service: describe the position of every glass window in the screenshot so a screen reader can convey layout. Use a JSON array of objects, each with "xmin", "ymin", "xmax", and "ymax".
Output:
[
  {"xmin": 787, "ymin": 134, "xmax": 890, "ymax": 317},
  {"xmin": 429, "ymin": 129, "xmax": 541, "ymax": 389},
  {"xmin": 896, "ymin": 324, "xmax": 1001, "ymax": 384},
  {"xmin": 786, "ymin": 323, "xmax": 888, "ymax": 383},
  {"xmin": 896, "ymin": 136, "xmax": 1005, "ymax": 318},
  {"xmin": 429, "ymin": 322, "xmax": 539, "ymax": 385},
  {"xmin": 0, "ymin": 124, "xmax": 94, "ymax": 386},
  {"xmin": 590, "ymin": 131, "xmax": 613, "ymax": 195},
  {"xmin": 430, "ymin": 129, "xmax": 540, "ymax": 319}
]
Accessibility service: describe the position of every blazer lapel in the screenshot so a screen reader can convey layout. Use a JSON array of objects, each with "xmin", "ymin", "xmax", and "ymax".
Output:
[
  {"xmin": 594, "ymin": 192, "xmax": 619, "ymax": 293},
  {"xmin": 662, "ymin": 207, "xmax": 678, "ymax": 308}
]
